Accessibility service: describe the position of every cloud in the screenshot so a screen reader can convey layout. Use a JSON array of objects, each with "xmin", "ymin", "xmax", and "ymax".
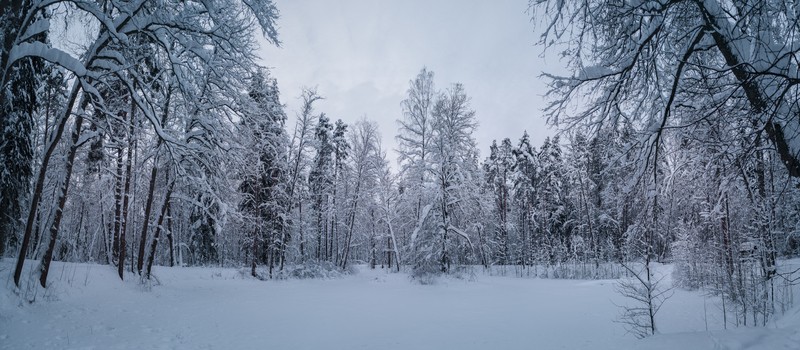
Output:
[{"xmin": 258, "ymin": 0, "xmax": 564, "ymax": 165}]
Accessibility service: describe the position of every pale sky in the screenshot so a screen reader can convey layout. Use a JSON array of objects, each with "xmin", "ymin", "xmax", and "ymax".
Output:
[{"xmin": 257, "ymin": 0, "xmax": 565, "ymax": 164}]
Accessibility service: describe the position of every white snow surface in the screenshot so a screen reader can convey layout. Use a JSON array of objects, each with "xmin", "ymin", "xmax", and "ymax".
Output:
[{"xmin": 1, "ymin": 259, "xmax": 799, "ymax": 350}]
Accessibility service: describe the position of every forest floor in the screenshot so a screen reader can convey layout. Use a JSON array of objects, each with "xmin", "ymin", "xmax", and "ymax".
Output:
[{"xmin": 1, "ymin": 258, "xmax": 799, "ymax": 349}]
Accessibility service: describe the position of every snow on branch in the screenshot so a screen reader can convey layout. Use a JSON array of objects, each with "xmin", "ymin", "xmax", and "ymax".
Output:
[
  {"xmin": 242, "ymin": 0, "xmax": 281, "ymax": 45},
  {"xmin": 409, "ymin": 204, "xmax": 433, "ymax": 250},
  {"xmin": 7, "ymin": 42, "xmax": 87, "ymax": 77},
  {"xmin": 18, "ymin": 17, "xmax": 49, "ymax": 43},
  {"xmin": 448, "ymin": 225, "xmax": 475, "ymax": 251}
]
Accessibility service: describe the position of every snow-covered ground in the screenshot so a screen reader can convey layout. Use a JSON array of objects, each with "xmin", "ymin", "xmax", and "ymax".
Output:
[{"xmin": 1, "ymin": 259, "xmax": 798, "ymax": 349}]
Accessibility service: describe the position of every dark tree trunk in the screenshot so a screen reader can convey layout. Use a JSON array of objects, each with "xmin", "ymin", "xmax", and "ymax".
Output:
[
  {"xmin": 251, "ymin": 204, "xmax": 260, "ymax": 278},
  {"xmin": 268, "ymin": 232, "xmax": 274, "ymax": 278},
  {"xmin": 139, "ymin": 90, "xmax": 170, "ymax": 274},
  {"xmin": 340, "ymin": 184, "xmax": 361, "ymax": 270},
  {"xmin": 299, "ymin": 201, "xmax": 305, "ymax": 262},
  {"xmin": 137, "ymin": 163, "xmax": 158, "ymax": 274},
  {"xmin": 331, "ymin": 186, "xmax": 336, "ymax": 263},
  {"xmin": 40, "ymin": 114, "xmax": 84, "ymax": 287},
  {"xmin": 754, "ymin": 139, "xmax": 777, "ymax": 279},
  {"xmin": 101, "ymin": 201, "xmax": 111, "ymax": 264},
  {"xmin": 279, "ymin": 226, "xmax": 287, "ymax": 271},
  {"xmin": 251, "ymin": 227, "xmax": 258, "ymax": 277},
  {"xmin": 316, "ymin": 206, "xmax": 322, "ymax": 261},
  {"xmin": 440, "ymin": 173, "xmax": 450, "ymax": 273},
  {"xmin": 166, "ymin": 202, "xmax": 175, "ymax": 267},
  {"xmin": 145, "ymin": 181, "xmax": 174, "ymax": 279},
  {"xmin": 386, "ymin": 236, "xmax": 392, "ymax": 269},
  {"xmin": 721, "ymin": 196, "xmax": 734, "ymax": 279},
  {"xmin": 324, "ymin": 208, "xmax": 329, "ymax": 262},
  {"xmin": 699, "ymin": 6, "xmax": 800, "ymax": 179},
  {"xmin": 370, "ymin": 236, "xmax": 376, "ymax": 269},
  {"xmin": 118, "ymin": 99, "xmax": 136, "ymax": 280},
  {"xmin": 13, "ymin": 84, "xmax": 81, "ymax": 287},
  {"xmin": 112, "ymin": 140, "xmax": 124, "ymax": 263},
  {"xmin": 29, "ymin": 209, "xmax": 40, "ymax": 258}
]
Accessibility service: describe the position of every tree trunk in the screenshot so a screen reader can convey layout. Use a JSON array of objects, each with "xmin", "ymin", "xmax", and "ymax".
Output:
[
  {"xmin": 101, "ymin": 201, "xmax": 111, "ymax": 264},
  {"xmin": 440, "ymin": 172, "xmax": 450, "ymax": 273},
  {"xmin": 299, "ymin": 200, "xmax": 305, "ymax": 262},
  {"xmin": 699, "ymin": 3, "xmax": 800, "ymax": 179},
  {"xmin": 317, "ymin": 201, "xmax": 323, "ymax": 261},
  {"xmin": 13, "ymin": 83, "xmax": 81, "ymax": 287},
  {"xmin": 386, "ymin": 236, "xmax": 392, "ymax": 269},
  {"xmin": 383, "ymin": 210, "xmax": 401, "ymax": 273},
  {"xmin": 340, "ymin": 180, "xmax": 362, "ymax": 270},
  {"xmin": 118, "ymin": 98, "xmax": 136, "ymax": 280},
  {"xmin": 721, "ymin": 196, "xmax": 734, "ymax": 278},
  {"xmin": 74, "ymin": 202, "xmax": 86, "ymax": 260},
  {"xmin": 40, "ymin": 114, "xmax": 84, "ymax": 287},
  {"xmin": 279, "ymin": 226, "xmax": 287, "ymax": 271},
  {"xmin": 166, "ymin": 201, "xmax": 175, "ymax": 267},
  {"xmin": 331, "ymin": 182, "xmax": 337, "ymax": 263},
  {"xmin": 251, "ymin": 226, "xmax": 258, "ymax": 277},
  {"xmin": 112, "ymin": 135, "xmax": 125, "ymax": 264},
  {"xmin": 137, "ymin": 163, "xmax": 158, "ymax": 274},
  {"xmin": 268, "ymin": 231, "xmax": 274, "ymax": 278},
  {"xmin": 136, "ymin": 90, "xmax": 170, "ymax": 275},
  {"xmin": 501, "ymin": 170, "xmax": 509, "ymax": 265},
  {"xmin": 370, "ymin": 235, "xmax": 376, "ymax": 269},
  {"xmin": 29, "ymin": 209, "xmax": 40, "ymax": 258},
  {"xmin": 145, "ymin": 181, "xmax": 174, "ymax": 279}
]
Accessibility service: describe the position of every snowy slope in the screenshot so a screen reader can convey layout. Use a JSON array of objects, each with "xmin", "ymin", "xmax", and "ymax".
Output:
[{"xmin": 0, "ymin": 259, "xmax": 797, "ymax": 350}]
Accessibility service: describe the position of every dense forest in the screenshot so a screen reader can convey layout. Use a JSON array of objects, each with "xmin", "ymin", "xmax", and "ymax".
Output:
[{"xmin": 3, "ymin": 0, "xmax": 800, "ymax": 337}]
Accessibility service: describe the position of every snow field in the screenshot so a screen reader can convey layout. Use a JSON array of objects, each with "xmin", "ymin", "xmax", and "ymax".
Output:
[{"xmin": 1, "ymin": 259, "xmax": 798, "ymax": 350}]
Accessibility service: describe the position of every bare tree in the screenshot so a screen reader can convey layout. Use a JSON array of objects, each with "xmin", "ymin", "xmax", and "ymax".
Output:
[
  {"xmin": 341, "ymin": 120, "xmax": 381, "ymax": 269},
  {"xmin": 397, "ymin": 68, "xmax": 436, "ymax": 222},
  {"xmin": 429, "ymin": 83, "xmax": 479, "ymax": 273},
  {"xmin": 529, "ymin": 0, "xmax": 800, "ymax": 179},
  {"xmin": 287, "ymin": 88, "xmax": 323, "ymax": 263},
  {"xmin": 615, "ymin": 262, "xmax": 673, "ymax": 338}
]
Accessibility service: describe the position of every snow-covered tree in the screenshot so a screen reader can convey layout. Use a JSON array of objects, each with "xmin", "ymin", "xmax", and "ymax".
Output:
[
  {"xmin": 397, "ymin": 68, "xmax": 436, "ymax": 223},
  {"xmin": 511, "ymin": 131, "xmax": 538, "ymax": 267},
  {"xmin": 309, "ymin": 114, "xmax": 335, "ymax": 262},
  {"xmin": 10, "ymin": 0, "xmax": 282, "ymax": 287},
  {"xmin": 0, "ymin": 8, "xmax": 49, "ymax": 257},
  {"xmin": 426, "ymin": 82, "xmax": 480, "ymax": 274},
  {"xmin": 484, "ymin": 138, "xmax": 515, "ymax": 265},
  {"xmin": 340, "ymin": 120, "xmax": 381, "ymax": 269},
  {"xmin": 287, "ymin": 88, "xmax": 322, "ymax": 263},
  {"xmin": 530, "ymin": 0, "xmax": 800, "ymax": 179},
  {"xmin": 238, "ymin": 68, "xmax": 289, "ymax": 278}
]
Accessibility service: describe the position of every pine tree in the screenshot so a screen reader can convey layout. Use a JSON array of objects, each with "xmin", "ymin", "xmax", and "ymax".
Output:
[
  {"xmin": 511, "ymin": 132, "xmax": 538, "ymax": 267},
  {"xmin": 309, "ymin": 114, "xmax": 335, "ymax": 262},
  {"xmin": 239, "ymin": 68, "xmax": 289, "ymax": 277},
  {"xmin": 483, "ymin": 138, "xmax": 515, "ymax": 265},
  {"xmin": 0, "ymin": 9, "xmax": 48, "ymax": 257}
]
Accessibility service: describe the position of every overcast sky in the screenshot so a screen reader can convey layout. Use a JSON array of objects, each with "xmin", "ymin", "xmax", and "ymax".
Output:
[{"xmin": 257, "ymin": 0, "xmax": 565, "ymax": 164}]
